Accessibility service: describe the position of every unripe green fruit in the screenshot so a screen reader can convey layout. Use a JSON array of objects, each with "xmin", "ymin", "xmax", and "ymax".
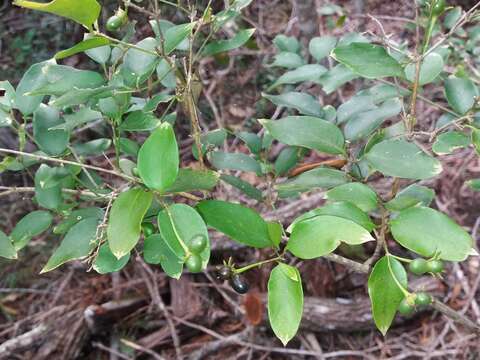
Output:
[
  {"xmin": 230, "ymin": 274, "xmax": 249, "ymax": 294},
  {"xmin": 132, "ymin": 167, "xmax": 139, "ymax": 177},
  {"xmin": 185, "ymin": 254, "xmax": 202, "ymax": 273},
  {"xmin": 408, "ymin": 258, "xmax": 428, "ymax": 275},
  {"xmin": 415, "ymin": 292, "xmax": 432, "ymax": 306},
  {"xmin": 398, "ymin": 298, "xmax": 415, "ymax": 315},
  {"xmin": 427, "ymin": 259, "xmax": 444, "ymax": 273},
  {"xmin": 431, "ymin": 0, "xmax": 446, "ymax": 17},
  {"xmin": 106, "ymin": 15, "xmax": 123, "ymax": 31},
  {"xmin": 189, "ymin": 234, "xmax": 207, "ymax": 254},
  {"xmin": 141, "ymin": 222, "xmax": 155, "ymax": 237}
]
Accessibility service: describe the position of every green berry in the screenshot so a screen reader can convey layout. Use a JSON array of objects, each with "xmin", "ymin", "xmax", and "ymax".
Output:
[
  {"xmin": 189, "ymin": 234, "xmax": 207, "ymax": 254},
  {"xmin": 132, "ymin": 167, "xmax": 139, "ymax": 177},
  {"xmin": 106, "ymin": 15, "xmax": 123, "ymax": 31},
  {"xmin": 141, "ymin": 222, "xmax": 155, "ymax": 237},
  {"xmin": 408, "ymin": 258, "xmax": 428, "ymax": 275},
  {"xmin": 415, "ymin": 292, "xmax": 432, "ymax": 306},
  {"xmin": 431, "ymin": 0, "xmax": 446, "ymax": 17},
  {"xmin": 185, "ymin": 254, "xmax": 202, "ymax": 273},
  {"xmin": 398, "ymin": 298, "xmax": 415, "ymax": 315},
  {"xmin": 427, "ymin": 259, "xmax": 444, "ymax": 273},
  {"xmin": 230, "ymin": 274, "xmax": 249, "ymax": 294}
]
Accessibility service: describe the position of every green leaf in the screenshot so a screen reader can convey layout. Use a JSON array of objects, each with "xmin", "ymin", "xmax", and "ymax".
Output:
[
  {"xmin": 260, "ymin": 116, "xmax": 345, "ymax": 155},
  {"xmin": 196, "ymin": 200, "xmax": 272, "ymax": 248},
  {"xmin": 165, "ymin": 168, "xmax": 219, "ymax": 193},
  {"xmin": 274, "ymin": 146, "xmax": 301, "ymax": 176},
  {"xmin": 337, "ymin": 95, "xmax": 376, "ymax": 124},
  {"xmin": 123, "ymin": 37, "xmax": 159, "ymax": 80},
  {"xmin": 120, "ymin": 111, "xmax": 160, "ymax": 132},
  {"xmin": 318, "ymin": 64, "xmax": 357, "ymax": 94},
  {"xmin": 144, "ymin": 93, "xmax": 174, "ymax": 112},
  {"xmin": 273, "ymin": 35, "xmax": 300, "ymax": 53},
  {"xmin": 331, "ymin": 43, "xmax": 404, "ymax": 79},
  {"xmin": 309, "ymin": 36, "xmax": 337, "ymax": 62},
  {"xmin": 119, "ymin": 138, "xmax": 139, "ymax": 156},
  {"xmin": 138, "ymin": 123, "xmax": 179, "ymax": 191},
  {"xmin": 209, "ymin": 151, "xmax": 261, "ymax": 174},
  {"xmin": 13, "ymin": 0, "xmax": 100, "ymax": 30},
  {"xmin": 445, "ymin": 76, "xmax": 478, "ymax": 114},
  {"xmin": 0, "ymin": 81, "xmax": 16, "ymax": 110},
  {"xmin": 54, "ymin": 107, "xmax": 102, "ymax": 132},
  {"xmin": 51, "ymin": 85, "xmax": 115, "ymax": 108},
  {"xmin": 55, "ymin": 36, "xmax": 111, "ymax": 60},
  {"xmin": 471, "ymin": 127, "xmax": 480, "ymax": 155},
  {"xmin": 269, "ymin": 52, "xmax": 305, "ymax": 69},
  {"xmin": 390, "ymin": 206, "xmax": 474, "ymax": 261},
  {"xmin": 157, "ymin": 204, "xmax": 210, "ymax": 269},
  {"xmin": 262, "ymin": 92, "xmax": 322, "ymax": 117},
  {"xmin": 271, "ymin": 64, "xmax": 327, "ymax": 89},
  {"xmin": 203, "ymin": 28, "xmax": 255, "ymax": 56},
  {"xmin": 73, "ymin": 138, "xmax": 111, "ymax": 156},
  {"xmin": 287, "ymin": 201, "xmax": 375, "ymax": 233},
  {"xmin": 84, "ymin": 33, "xmax": 111, "ymax": 65},
  {"xmin": 344, "ymin": 98, "xmax": 402, "ymax": 141},
  {"xmin": 467, "ymin": 179, "xmax": 480, "ymax": 191},
  {"xmin": 325, "ymin": 183, "xmax": 378, "ymax": 212},
  {"xmin": 432, "ymin": 131, "xmax": 470, "ymax": 155},
  {"xmin": 144, "ymin": 233, "xmax": 183, "ymax": 279},
  {"xmin": 93, "ymin": 243, "xmax": 130, "ymax": 274},
  {"xmin": 156, "ymin": 60, "xmax": 176, "ymax": 88},
  {"xmin": 236, "ymin": 131, "xmax": 262, "ymax": 154},
  {"xmin": 11, "ymin": 210, "xmax": 53, "ymax": 250},
  {"xmin": 41, "ymin": 217, "xmax": 99, "ymax": 273},
  {"xmin": 365, "ymin": 139, "xmax": 442, "ymax": 179},
  {"xmin": 268, "ymin": 263, "xmax": 303, "ymax": 346},
  {"xmin": 385, "ymin": 184, "xmax": 435, "ymax": 211},
  {"xmin": 267, "ymin": 221, "xmax": 283, "ymax": 248},
  {"xmin": 286, "ymin": 215, "xmax": 374, "ymax": 259},
  {"xmin": 53, "ymin": 207, "xmax": 104, "ymax": 235},
  {"xmin": 276, "ymin": 167, "xmax": 348, "ymax": 198},
  {"xmin": 0, "ymin": 230, "xmax": 16, "ymax": 260},
  {"xmin": 107, "ymin": 188, "xmax": 153, "ymax": 258},
  {"xmin": 220, "ymin": 174, "xmax": 263, "ymax": 201},
  {"xmin": 405, "ymin": 53, "xmax": 444, "ymax": 85},
  {"xmin": 35, "ymin": 164, "xmax": 63, "ymax": 210},
  {"xmin": 164, "ymin": 22, "xmax": 195, "ymax": 54},
  {"xmin": 368, "ymin": 256, "xmax": 407, "ymax": 335},
  {"xmin": 33, "ymin": 104, "xmax": 69, "ymax": 156}
]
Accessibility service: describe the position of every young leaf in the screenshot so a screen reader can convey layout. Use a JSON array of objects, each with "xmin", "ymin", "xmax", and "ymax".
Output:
[
  {"xmin": 432, "ymin": 131, "xmax": 470, "ymax": 155},
  {"xmin": 325, "ymin": 183, "xmax": 378, "ymax": 212},
  {"xmin": 55, "ymin": 36, "xmax": 111, "ymax": 60},
  {"xmin": 444, "ymin": 76, "xmax": 478, "ymax": 114},
  {"xmin": 384, "ymin": 184, "xmax": 434, "ymax": 211},
  {"xmin": 202, "ymin": 28, "xmax": 255, "ymax": 56},
  {"xmin": 13, "ymin": 0, "xmax": 101, "ymax": 30},
  {"xmin": 93, "ymin": 243, "xmax": 130, "ymax": 274},
  {"xmin": 331, "ymin": 43, "xmax": 404, "ymax": 79},
  {"xmin": 365, "ymin": 139, "xmax": 442, "ymax": 180},
  {"xmin": 268, "ymin": 263, "xmax": 303, "ymax": 345},
  {"xmin": 405, "ymin": 53, "xmax": 444, "ymax": 85},
  {"xmin": 209, "ymin": 151, "xmax": 261, "ymax": 174},
  {"xmin": 0, "ymin": 230, "xmax": 17, "ymax": 259},
  {"xmin": 262, "ymin": 92, "xmax": 322, "ymax": 117},
  {"xmin": 260, "ymin": 116, "xmax": 345, "ymax": 155},
  {"xmin": 11, "ymin": 210, "xmax": 53, "ymax": 250},
  {"xmin": 368, "ymin": 256, "xmax": 407, "ymax": 335},
  {"xmin": 107, "ymin": 188, "xmax": 153, "ymax": 258},
  {"xmin": 286, "ymin": 215, "xmax": 374, "ymax": 259},
  {"xmin": 138, "ymin": 123, "xmax": 179, "ymax": 191},
  {"xmin": 196, "ymin": 200, "xmax": 272, "ymax": 248},
  {"xmin": 309, "ymin": 36, "xmax": 337, "ymax": 62},
  {"xmin": 390, "ymin": 206, "xmax": 474, "ymax": 261},
  {"xmin": 41, "ymin": 217, "xmax": 99, "ymax": 273},
  {"xmin": 144, "ymin": 233, "xmax": 183, "ymax": 279}
]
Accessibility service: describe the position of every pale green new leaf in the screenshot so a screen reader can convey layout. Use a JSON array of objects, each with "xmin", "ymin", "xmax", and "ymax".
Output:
[
  {"xmin": 202, "ymin": 28, "xmax": 255, "ymax": 56},
  {"xmin": 325, "ymin": 183, "xmax": 378, "ymax": 212}
]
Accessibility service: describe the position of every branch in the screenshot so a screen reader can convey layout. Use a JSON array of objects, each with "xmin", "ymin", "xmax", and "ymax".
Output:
[
  {"xmin": 431, "ymin": 298, "xmax": 480, "ymax": 334},
  {"xmin": 0, "ymin": 186, "xmax": 111, "ymax": 200}
]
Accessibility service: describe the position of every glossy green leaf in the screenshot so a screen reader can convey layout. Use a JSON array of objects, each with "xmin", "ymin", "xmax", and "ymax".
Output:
[
  {"xmin": 119, "ymin": 138, "xmax": 139, "ymax": 156},
  {"xmin": 368, "ymin": 256, "xmax": 407, "ymax": 335},
  {"xmin": 405, "ymin": 53, "xmax": 444, "ymax": 85},
  {"xmin": 138, "ymin": 123, "xmax": 179, "ymax": 191},
  {"xmin": 53, "ymin": 207, "xmax": 104, "ymax": 235},
  {"xmin": 164, "ymin": 22, "xmax": 195, "ymax": 54},
  {"xmin": 123, "ymin": 37, "xmax": 159, "ymax": 80},
  {"xmin": 273, "ymin": 35, "xmax": 300, "ymax": 53},
  {"xmin": 50, "ymin": 85, "xmax": 115, "ymax": 108},
  {"xmin": 73, "ymin": 138, "xmax": 111, "ymax": 156},
  {"xmin": 157, "ymin": 204, "xmax": 210, "ymax": 269},
  {"xmin": 276, "ymin": 167, "xmax": 348, "ymax": 198},
  {"xmin": 432, "ymin": 131, "xmax": 470, "ymax": 155},
  {"xmin": 55, "ymin": 36, "xmax": 110, "ymax": 60},
  {"xmin": 93, "ymin": 243, "xmax": 130, "ymax": 274},
  {"xmin": 41, "ymin": 217, "xmax": 99, "ymax": 273},
  {"xmin": 263, "ymin": 92, "xmax": 322, "ymax": 117},
  {"xmin": 331, "ymin": 43, "xmax": 404, "ymax": 79},
  {"xmin": 144, "ymin": 233, "xmax": 183, "ymax": 279},
  {"xmin": 326, "ymin": 183, "xmax": 378, "ymax": 212},
  {"xmin": 260, "ymin": 116, "xmax": 345, "ymax": 155},
  {"xmin": 267, "ymin": 221, "xmax": 283, "ymax": 248},
  {"xmin": 288, "ymin": 201, "xmax": 375, "ymax": 233},
  {"xmin": 165, "ymin": 168, "xmax": 219, "ymax": 193},
  {"xmin": 107, "ymin": 188, "xmax": 153, "ymax": 258},
  {"xmin": 156, "ymin": 60, "xmax": 176, "ymax": 88},
  {"xmin": 268, "ymin": 263, "xmax": 303, "ymax": 345},
  {"xmin": 196, "ymin": 200, "xmax": 272, "ymax": 248},
  {"xmin": 390, "ymin": 206, "xmax": 474, "ymax": 261},
  {"xmin": 445, "ymin": 76, "xmax": 478, "ymax": 114},
  {"xmin": 309, "ymin": 36, "xmax": 337, "ymax": 61},
  {"xmin": 471, "ymin": 127, "xmax": 480, "ymax": 155},
  {"xmin": 220, "ymin": 174, "xmax": 263, "ymax": 201},
  {"xmin": 11, "ymin": 210, "xmax": 53, "ymax": 250},
  {"xmin": 13, "ymin": 0, "xmax": 100, "ymax": 30},
  {"xmin": 54, "ymin": 107, "xmax": 102, "ymax": 132},
  {"xmin": 0, "ymin": 231, "xmax": 16, "ymax": 260},
  {"xmin": 344, "ymin": 98, "xmax": 402, "ymax": 141},
  {"xmin": 84, "ymin": 33, "xmax": 111, "ymax": 64},
  {"xmin": 385, "ymin": 184, "xmax": 435, "ymax": 211},
  {"xmin": 209, "ymin": 151, "xmax": 261, "ymax": 174},
  {"xmin": 35, "ymin": 164, "xmax": 63, "ymax": 210},
  {"xmin": 274, "ymin": 146, "xmax": 301, "ymax": 176},
  {"xmin": 236, "ymin": 131, "xmax": 262, "ymax": 154},
  {"xmin": 203, "ymin": 28, "xmax": 255, "ymax": 56},
  {"xmin": 33, "ymin": 104, "xmax": 69, "ymax": 156},
  {"xmin": 318, "ymin": 64, "xmax": 357, "ymax": 94},
  {"xmin": 337, "ymin": 96, "xmax": 376, "ymax": 124},
  {"xmin": 269, "ymin": 52, "xmax": 305, "ymax": 69},
  {"xmin": 271, "ymin": 64, "xmax": 327, "ymax": 89},
  {"xmin": 365, "ymin": 139, "xmax": 442, "ymax": 179},
  {"xmin": 120, "ymin": 111, "xmax": 160, "ymax": 132},
  {"xmin": 287, "ymin": 215, "xmax": 374, "ymax": 259}
]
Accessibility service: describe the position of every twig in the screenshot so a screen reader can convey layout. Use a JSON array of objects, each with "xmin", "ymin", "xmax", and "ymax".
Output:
[
  {"xmin": 0, "ymin": 186, "xmax": 111, "ymax": 200},
  {"xmin": 120, "ymin": 338, "xmax": 165, "ymax": 360},
  {"xmin": 430, "ymin": 298, "xmax": 480, "ymax": 334}
]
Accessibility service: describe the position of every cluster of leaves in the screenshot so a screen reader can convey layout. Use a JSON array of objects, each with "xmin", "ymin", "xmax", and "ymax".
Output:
[{"xmin": 1, "ymin": 0, "xmax": 480, "ymax": 346}]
